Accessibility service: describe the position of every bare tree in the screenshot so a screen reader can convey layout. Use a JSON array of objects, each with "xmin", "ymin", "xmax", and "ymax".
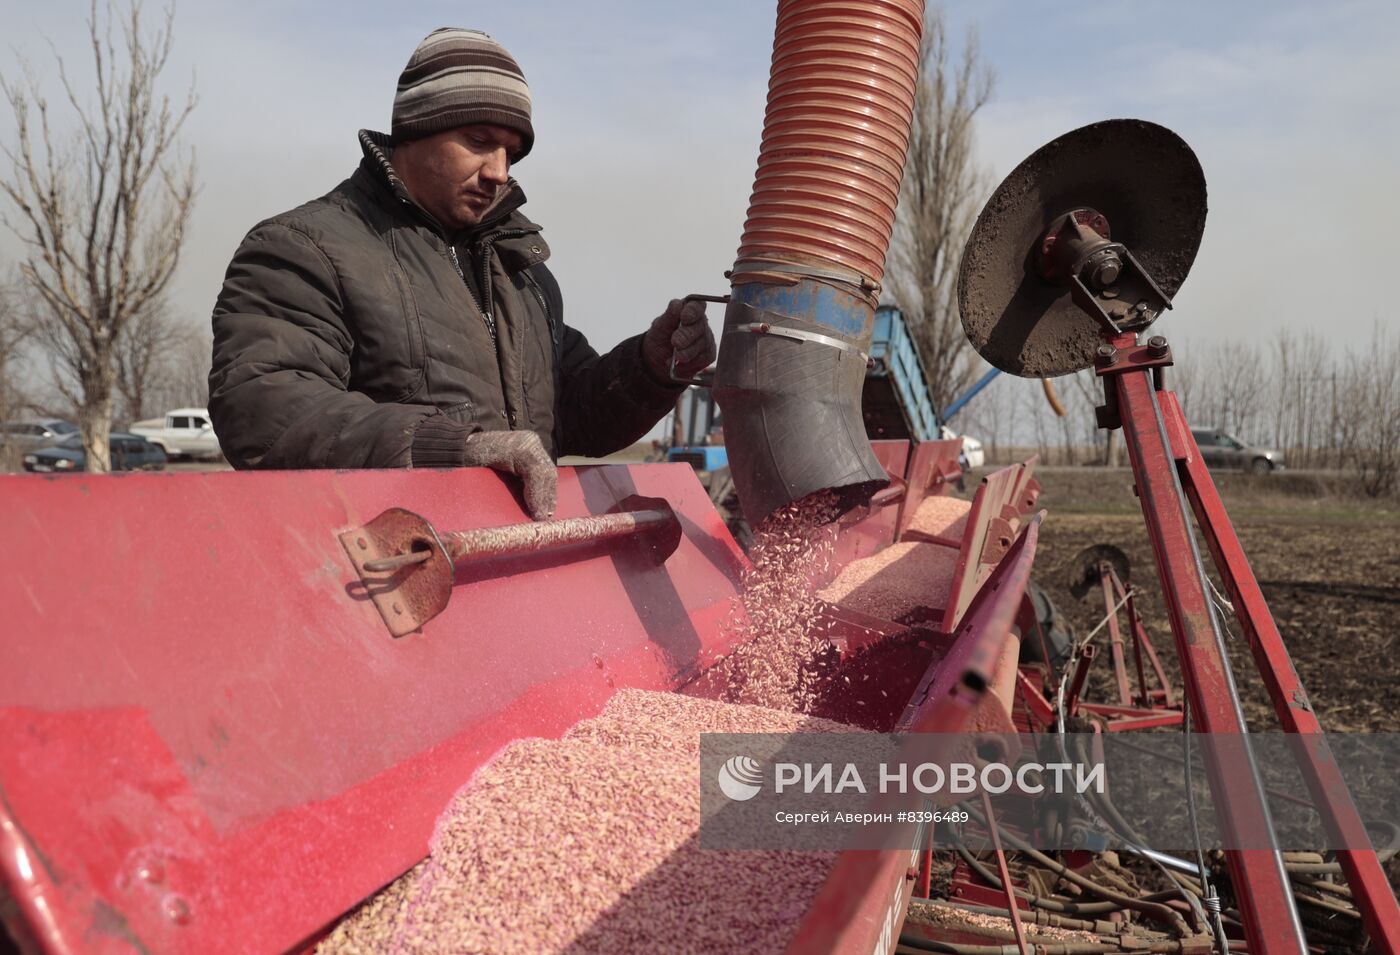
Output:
[
  {"xmin": 0, "ymin": 280, "xmax": 34, "ymax": 470},
  {"xmin": 0, "ymin": 0, "xmax": 196, "ymax": 471},
  {"xmin": 1337, "ymin": 325, "xmax": 1400, "ymax": 497},
  {"xmin": 139, "ymin": 314, "xmax": 209, "ymax": 421},
  {"xmin": 885, "ymin": 5, "xmax": 994, "ymax": 414},
  {"xmin": 113, "ymin": 303, "xmax": 206, "ymax": 423},
  {"xmin": 959, "ymin": 370, "xmax": 1008, "ymax": 463},
  {"xmin": 0, "ymin": 282, "xmax": 27, "ymax": 409},
  {"xmin": 0, "ymin": 283, "xmax": 31, "ymax": 406}
]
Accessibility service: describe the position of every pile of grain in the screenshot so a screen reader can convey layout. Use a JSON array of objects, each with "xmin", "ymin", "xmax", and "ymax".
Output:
[
  {"xmin": 818, "ymin": 541, "xmax": 959, "ymax": 624},
  {"xmin": 318, "ymin": 691, "xmax": 845, "ymax": 955},
  {"xmin": 566, "ymin": 687, "xmax": 851, "ymax": 753},
  {"xmin": 907, "ymin": 495, "xmax": 971, "ymax": 541},
  {"xmin": 719, "ymin": 490, "xmax": 843, "ymax": 712}
]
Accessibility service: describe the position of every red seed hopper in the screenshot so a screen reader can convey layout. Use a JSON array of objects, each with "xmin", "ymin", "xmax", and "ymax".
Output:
[{"xmin": 0, "ymin": 441, "xmax": 1038, "ymax": 955}]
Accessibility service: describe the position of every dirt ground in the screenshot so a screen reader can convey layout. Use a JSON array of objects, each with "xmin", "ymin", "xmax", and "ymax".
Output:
[{"xmin": 1007, "ymin": 466, "xmax": 1400, "ymax": 733}]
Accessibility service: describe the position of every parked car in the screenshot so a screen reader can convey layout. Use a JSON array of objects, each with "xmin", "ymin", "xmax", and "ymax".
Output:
[
  {"xmin": 0, "ymin": 419, "xmax": 78, "ymax": 451},
  {"xmin": 129, "ymin": 407, "xmax": 221, "ymax": 460},
  {"xmin": 939, "ymin": 425, "xmax": 986, "ymax": 470},
  {"xmin": 22, "ymin": 432, "xmax": 166, "ymax": 473},
  {"xmin": 1190, "ymin": 428, "xmax": 1285, "ymax": 473}
]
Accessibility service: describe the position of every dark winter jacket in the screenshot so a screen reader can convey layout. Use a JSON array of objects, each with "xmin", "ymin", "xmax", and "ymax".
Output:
[{"xmin": 208, "ymin": 130, "xmax": 681, "ymax": 469}]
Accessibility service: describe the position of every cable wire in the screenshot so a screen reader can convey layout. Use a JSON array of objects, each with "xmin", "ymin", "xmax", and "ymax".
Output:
[{"xmin": 1183, "ymin": 699, "xmax": 1231, "ymax": 953}]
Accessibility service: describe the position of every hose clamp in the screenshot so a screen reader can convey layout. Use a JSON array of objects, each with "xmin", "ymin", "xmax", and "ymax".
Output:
[
  {"xmin": 730, "ymin": 258, "xmax": 881, "ymax": 295},
  {"xmin": 731, "ymin": 321, "xmax": 871, "ymax": 365}
]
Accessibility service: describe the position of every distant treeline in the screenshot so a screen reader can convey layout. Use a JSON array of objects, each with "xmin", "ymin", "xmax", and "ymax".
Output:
[{"xmin": 957, "ymin": 326, "xmax": 1400, "ymax": 496}]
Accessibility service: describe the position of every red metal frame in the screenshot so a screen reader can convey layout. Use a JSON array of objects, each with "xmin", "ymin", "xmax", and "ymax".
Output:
[
  {"xmin": 1160, "ymin": 390, "xmax": 1400, "ymax": 954},
  {"xmin": 1096, "ymin": 333, "xmax": 1400, "ymax": 954},
  {"xmin": 1103, "ymin": 337, "xmax": 1308, "ymax": 952},
  {"xmin": 928, "ymin": 458, "xmax": 1039, "ymax": 635},
  {"xmin": 1051, "ymin": 564, "xmax": 1183, "ymax": 732}
]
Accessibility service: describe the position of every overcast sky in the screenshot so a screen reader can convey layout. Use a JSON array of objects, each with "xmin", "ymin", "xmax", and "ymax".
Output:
[{"xmin": 2, "ymin": 0, "xmax": 1397, "ymax": 406}]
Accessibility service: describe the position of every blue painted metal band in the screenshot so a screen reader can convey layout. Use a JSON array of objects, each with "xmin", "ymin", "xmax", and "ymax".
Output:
[{"xmin": 731, "ymin": 277, "xmax": 872, "ymax": 341}]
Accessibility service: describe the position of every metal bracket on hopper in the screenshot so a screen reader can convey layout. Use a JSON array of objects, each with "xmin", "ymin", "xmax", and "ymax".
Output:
[{"xmin": 340, "ymin": 497, "xmax": 683, "ymax": 637}]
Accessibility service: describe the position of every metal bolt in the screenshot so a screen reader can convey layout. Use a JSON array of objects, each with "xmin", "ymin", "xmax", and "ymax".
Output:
[
  {"xmin": 1096, "ymin": 344, "xmax": 1118, "ymax": 364},
  {"xmin": 1091, "ymin": 260, "xmax": 1120, "ymax": 287},
  {"xmin": 1147, "ymin": 335, "xmax": 1168, "ymax": 356}
]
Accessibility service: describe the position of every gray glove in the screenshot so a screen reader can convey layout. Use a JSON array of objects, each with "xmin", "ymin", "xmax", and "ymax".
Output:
[
  {"xmin": 462, "ymin": 430, "xmax": 557, "ymax": 520},
  {"xmin": 643, "ymin": 298, "xmax": 717, "ymax": 382}
]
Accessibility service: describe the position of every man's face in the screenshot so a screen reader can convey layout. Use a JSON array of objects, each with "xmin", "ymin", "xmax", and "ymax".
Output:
[{"xmin": 394, "ymin": 124, "xmax": 525, "ymax": 231}]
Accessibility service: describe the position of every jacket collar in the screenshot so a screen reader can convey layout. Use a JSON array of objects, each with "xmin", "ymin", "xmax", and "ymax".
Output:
[{"xmin": 356, "ymin": 129, "xmax": 528, "ymax": 238}]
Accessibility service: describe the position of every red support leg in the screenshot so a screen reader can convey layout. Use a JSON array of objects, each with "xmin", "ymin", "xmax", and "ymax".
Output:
[
  {"xmin": 1162, "ymin": 391, "xmax": 1400, "ymax": 955},
  {"xmin": 1113, "ymin": 364, "xmax": 1308, "ymax": 954},
  {"xmin": 1125, "ymin": 589, "xmax": 1175, "ymax": 707},
  {"xmin": 1065, "ymin": 643, "xmax": 1097, "ymax": 715},
  {"xmin": 980, "ymin": 789, "xmax": 1031, "ymax": 954},
  {"xmin": 1111, "ymin": 573, "xmax": 1153, "ymax": 707},
  {"xmin": 1100, "ymin": 573, "xmax": 1133, "ymax": 705}
]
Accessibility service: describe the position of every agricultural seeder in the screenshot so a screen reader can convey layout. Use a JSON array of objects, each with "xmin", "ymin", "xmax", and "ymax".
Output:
[{"xmin": 2, "ymin": 0, "xmax": 1395, "ymax": 952}]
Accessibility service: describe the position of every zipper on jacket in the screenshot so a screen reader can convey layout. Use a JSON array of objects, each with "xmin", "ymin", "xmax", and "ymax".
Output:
[
  {"xmin": 447, "ymin": 227, "xmax": 538, "ymax": 345},
  {"xmin": 522, "ymin": 270, "xmax": 560, "ymax": 353},
  {"xmin": 470, "ymin": 228, "xmax": 536, "ymax": 334},
  {"xmin": 447, "ymin": 245, "xmax": 498, "ymax": 344}
]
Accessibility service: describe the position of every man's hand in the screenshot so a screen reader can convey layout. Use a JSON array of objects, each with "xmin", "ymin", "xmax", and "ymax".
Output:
[
  {"xmin": 461, "ymin": 430, "xmax": 557, "ymax": 520},
  {"xmin": 643, "ymin": 298, "xmax": 717, "ymax": 383}
]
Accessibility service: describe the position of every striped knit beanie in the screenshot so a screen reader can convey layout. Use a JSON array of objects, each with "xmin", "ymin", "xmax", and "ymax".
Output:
[{"xmin": 391, "ymin": 28, "xmax": 534, "ymax": 158}]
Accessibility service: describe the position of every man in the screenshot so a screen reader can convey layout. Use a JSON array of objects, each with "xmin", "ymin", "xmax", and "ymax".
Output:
[{"xmin": 209, "ymin": 28, "xmax": 715, "ymax": 519}]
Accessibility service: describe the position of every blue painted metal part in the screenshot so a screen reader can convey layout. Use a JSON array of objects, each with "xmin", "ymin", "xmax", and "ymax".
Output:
[
  {"xmin": 715, "ymin": 275, "xmax": 888, "ymax": 521},
  {"xmin": 867, "ymin": 306, "xmax": 939, "ymax": 441},
  {"xmin": 942, "ymin": 367, "xmax": 1002, "ymax": 423},
  {"xmin": 731, "ymin": 277, "xmax": 871, "ymax": 339}
]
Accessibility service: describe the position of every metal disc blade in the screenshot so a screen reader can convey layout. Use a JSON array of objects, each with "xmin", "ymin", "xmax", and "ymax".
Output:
[
  {"xmin": 957, "ymin": 119, "xmax": 1207, "ymax": 377},
  {"xmin": 1065, "ymin": 543, "xmax": 1132, "ymax": 601}
]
